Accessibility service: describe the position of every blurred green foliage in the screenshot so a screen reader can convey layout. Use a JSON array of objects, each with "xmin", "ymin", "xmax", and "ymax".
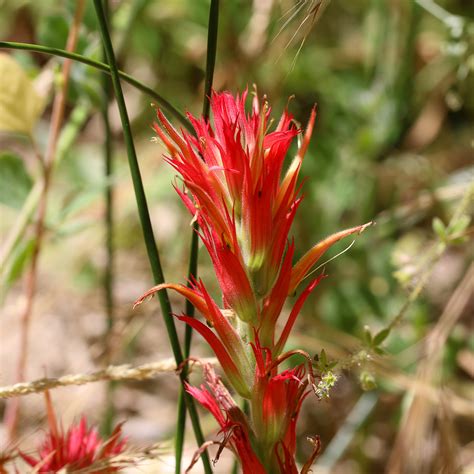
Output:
[{"xmin": 0, "ymin": 0, "xmax": 473, "ymax": 472}]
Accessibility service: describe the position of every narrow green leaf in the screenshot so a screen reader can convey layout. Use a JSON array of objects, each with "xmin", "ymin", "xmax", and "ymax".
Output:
[
  {"xmin": 2, "ymin": 237, "xmax": 35, "ymax": 287},
  {"xmin": 0, "ymin": 41, "xmax": 192, "ymax": 132},
  {"xmin": 0, "ymin": 152, "xmax": 33, "ymax": 209},
  {"xmin": 320, "ymin": 349, "xmax": 328, "ymax": 366},
  {"xmin": 373, "ymin": 327, "xmax": 390, "ymax": 346}
]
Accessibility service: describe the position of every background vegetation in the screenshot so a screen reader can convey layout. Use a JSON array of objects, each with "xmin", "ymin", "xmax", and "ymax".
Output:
[{"xmin": 0, "ymin": 0, "xmax": 473, "ymax": 472}]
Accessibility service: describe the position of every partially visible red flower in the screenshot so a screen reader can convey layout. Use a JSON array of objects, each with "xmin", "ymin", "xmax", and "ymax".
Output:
[
  {"xmin": 186, "ymin": 364, "xmax": 266, "ymax": 474},
  {"xmin": 0, "ymin": 447, "xmax": 18, "ymax": 474},
  {"xmin": 250, "ymin": 336, "xmax": 311, "ymax": 466},
  {"xmin": 20, "ymin": 392, "xmax": 126, "ymax": 473}
]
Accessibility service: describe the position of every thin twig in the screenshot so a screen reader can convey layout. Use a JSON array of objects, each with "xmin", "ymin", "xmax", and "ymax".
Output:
[{"xmin": 0, "ymin": 102, "xmax": 91, "ymax": 280}]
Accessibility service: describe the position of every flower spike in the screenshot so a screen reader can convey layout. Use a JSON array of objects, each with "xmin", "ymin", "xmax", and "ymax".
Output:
[{"xmin": 145, "ymin": 89, "xmax": 372, "ymax": 473}]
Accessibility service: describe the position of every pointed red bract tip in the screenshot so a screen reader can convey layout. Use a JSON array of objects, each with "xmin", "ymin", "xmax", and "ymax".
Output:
[{"xmin": 289, "ymin": 221, "xmax": 373, "ymax": 293}]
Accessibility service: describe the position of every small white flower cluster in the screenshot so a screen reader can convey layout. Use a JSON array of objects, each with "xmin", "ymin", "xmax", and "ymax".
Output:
[{"xmin": 313, "ymin": 371, "xmax": 339, "ymax": 400}]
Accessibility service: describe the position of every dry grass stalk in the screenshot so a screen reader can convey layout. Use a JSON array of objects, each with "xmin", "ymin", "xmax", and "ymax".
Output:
[
  {"xmin": 0, "ymin": 357, "xmax": 217, "ymax": 399},
  {"xmin": 386, "ymin": 262, "xmax": 474, "ymax": 474}
]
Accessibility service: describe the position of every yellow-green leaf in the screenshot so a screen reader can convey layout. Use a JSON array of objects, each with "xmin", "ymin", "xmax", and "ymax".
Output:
[{"xmin": 0, "ymin": 53, "xmax": 45, "ymax": 134}]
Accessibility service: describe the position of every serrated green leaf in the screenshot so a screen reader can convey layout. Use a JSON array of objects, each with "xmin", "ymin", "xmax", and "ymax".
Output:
[
  {"xmin": 0, "ymin": 152, "xmax": 33, "ymax": 209},
  {"xmin": 373, "ymin": 327, "xmax": 390, "ymax": 346},
  {"xmin": 0, "ymin": 53, "xmax": 45, "ymax": 134}
]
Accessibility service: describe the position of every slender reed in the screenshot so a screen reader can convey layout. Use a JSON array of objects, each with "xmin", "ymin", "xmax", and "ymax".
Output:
[
  {"xmin": 2, "ymin": 1, "xmax": 86, "ymax": 441},
  {"xmin": 92, "ymin": 2, "xmax": 211, "ymax": 471},
  {"xmin": 174, "ymin": 1, "xmax": 219, "ymax": 471},
  {"xmin": 99, "ymin": 0, "xmax": 116, "ymax": 437}
]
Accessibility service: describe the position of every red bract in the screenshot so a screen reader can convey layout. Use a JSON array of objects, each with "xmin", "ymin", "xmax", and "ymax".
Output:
[
  {"xmin": 20, "ymin": 392, "xmax": 126, "ymax": 473},
  {"xmin": 250, "ymin": 336, "xmax": 313, "ymax": 471},
  {"xmin": 134, "ymin": 281, "xmax": 253, "ymax": 398}
]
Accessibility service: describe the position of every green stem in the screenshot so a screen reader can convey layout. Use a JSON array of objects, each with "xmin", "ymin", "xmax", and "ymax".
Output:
[
  {"xmin": 174, "ymin": 1, "xmax": 219, "ymax": 472},
  {"xmin": 0, "ymin": 40, "xmax": 192, "ymax": 133},
  {"xmin": 100, "ymin": 0, "xmax": 115, "ymax": 437},
  {"xmin": 92, "ymin": 2, "xmax": 211, "ymax": 472},
  {"xmin": 202, "ymin": 0, "xmax": 219, "ymax": 120},
  {"xmin": 102, "ymin": 0, "xmax": 114, "ymax": 345}
]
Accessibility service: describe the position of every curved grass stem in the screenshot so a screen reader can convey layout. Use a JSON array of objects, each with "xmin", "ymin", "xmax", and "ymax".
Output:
[{"xmin": 0, "ymin": 40, "xmax": 192, "ymax": 133}]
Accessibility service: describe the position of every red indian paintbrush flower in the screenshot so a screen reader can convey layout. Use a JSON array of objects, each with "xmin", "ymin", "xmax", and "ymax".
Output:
[
  {"xmin": 154, "ymin": 89, "xmax": 314, "ymax": 320},
  {"xmin": 136, "ymin": 89, "xmax": 371, "ymax": 472},
  {"xmin": 20, "ymin": 392, "xmax": 126, "ymax": 473},
  {"xmin": 153, "ymin": 89, "xmax": 370, "ymax": 326}
]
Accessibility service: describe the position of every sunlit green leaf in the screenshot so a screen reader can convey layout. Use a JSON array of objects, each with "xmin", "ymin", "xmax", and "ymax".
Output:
[
  {"xmin": 449, "ymin": 214, "xmax": 470, "ymax": 236},
  {"xmin": 432, "ymin": 217, "xmax": 447, "ymax": 240},
  {"xmin": 0, "ymin": 53, "xmax": 45, "ymax": 134}
]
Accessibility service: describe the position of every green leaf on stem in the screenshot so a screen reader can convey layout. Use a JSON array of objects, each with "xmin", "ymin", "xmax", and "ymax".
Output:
[
  {"xmin": 2, "ymin": 237, "xmax": 35, "ymax": 289},
  {"xmin": 432, "ymin": 217, "xmax": 447, "ymax": 241},
  {"xmin": 373, "ymin": 327, "xmax": 391, "ymax": 346},
  {"xmin": 363, "ymin": 325, "xmax": 373, "ymax": 346},
  {"xmin": 0, "ymin": 152, "xmax": 33, "ymax": 209},
  {"xmin": 449, "ymin": 214, "xmax": 470, "ymax": 236}
]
